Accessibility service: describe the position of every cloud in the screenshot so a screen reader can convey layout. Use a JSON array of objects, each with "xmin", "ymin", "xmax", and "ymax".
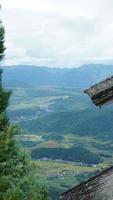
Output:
[{"xmin": 1, "ymin": 0, "xmax": 113, "ymax": 67}]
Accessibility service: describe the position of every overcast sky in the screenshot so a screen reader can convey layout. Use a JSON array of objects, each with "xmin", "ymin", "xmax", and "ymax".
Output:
[{"xmin": 1, "ymin": 0, "xmax": 113, "ymax": 67}]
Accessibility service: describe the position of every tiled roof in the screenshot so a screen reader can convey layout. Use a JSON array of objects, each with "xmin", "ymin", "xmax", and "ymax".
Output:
[
  {"xmin": 60, "ymin": 166, "xmax": 113, "ymax": 200},
  {"xmin": 84, "ymin": 76, "xmax": 113, "ymax": 106}
]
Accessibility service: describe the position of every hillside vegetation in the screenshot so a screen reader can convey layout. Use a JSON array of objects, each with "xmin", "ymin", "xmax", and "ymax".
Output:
[{"xmin": 4, "ymin": 64, "xmax": 113, "ymax": 199}]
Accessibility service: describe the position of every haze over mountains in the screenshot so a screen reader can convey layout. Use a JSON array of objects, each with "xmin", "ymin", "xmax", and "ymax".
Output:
[{"xmin": 3, "ymin": 64, "xmax": 113, "ymax": 88}]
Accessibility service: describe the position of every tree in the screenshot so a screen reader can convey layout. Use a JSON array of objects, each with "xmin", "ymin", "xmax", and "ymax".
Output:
[{"xmin": 0, "ymin": 16, "xmax": 49, "ymax": 200}]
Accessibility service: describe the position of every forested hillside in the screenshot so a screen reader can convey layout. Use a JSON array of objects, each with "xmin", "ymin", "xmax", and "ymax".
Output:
[
  {"xmin": 4, "ymin": 64, "xmax": 113, "ymax": 164},
  {"xmin": 4, "ymin": 64, "xmax": 113, "ymax": 199}
]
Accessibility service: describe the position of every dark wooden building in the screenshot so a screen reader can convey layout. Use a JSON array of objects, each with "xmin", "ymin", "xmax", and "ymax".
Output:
[
  {"xmin": 84, "ymin": 76, "xmax": 113, "ymax": 107},
  {"xmin": 59, "ymin": 75, "xmax": 113, "ymax": 200}
]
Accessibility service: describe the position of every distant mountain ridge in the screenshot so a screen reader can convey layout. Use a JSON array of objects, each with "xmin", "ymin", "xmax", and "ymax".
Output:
[{"xmin": 3, "ymin": 64, "xmax": 113, "ymax": 88}]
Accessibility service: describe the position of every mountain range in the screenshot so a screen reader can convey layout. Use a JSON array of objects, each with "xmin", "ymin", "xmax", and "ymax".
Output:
[{"xmin": 3, "ymin": 64, "xmax": 113, "ymax": 88}]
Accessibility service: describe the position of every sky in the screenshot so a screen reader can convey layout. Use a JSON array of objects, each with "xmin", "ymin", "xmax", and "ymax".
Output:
[{"xmin": 1, "ymin": 0, "xmax": 113, "ymax": 67}]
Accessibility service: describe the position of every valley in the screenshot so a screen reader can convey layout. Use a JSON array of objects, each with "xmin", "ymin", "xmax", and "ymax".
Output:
[{"xmin": 4, "ymin": 64, "xmax": 113, "ymax": 199}]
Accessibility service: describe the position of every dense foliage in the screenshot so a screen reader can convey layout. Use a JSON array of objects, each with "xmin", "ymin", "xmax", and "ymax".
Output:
[
  {"xmin": 19, "ymin": 108, "xmax": 113, "ymax": 137},
  {"xmin": 31, "ymin": 147, "xmax": 101, "ymax": 164},
  {"xmin": 0, "ymin": 21, "xmax": 49, "ymax": 200}
]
